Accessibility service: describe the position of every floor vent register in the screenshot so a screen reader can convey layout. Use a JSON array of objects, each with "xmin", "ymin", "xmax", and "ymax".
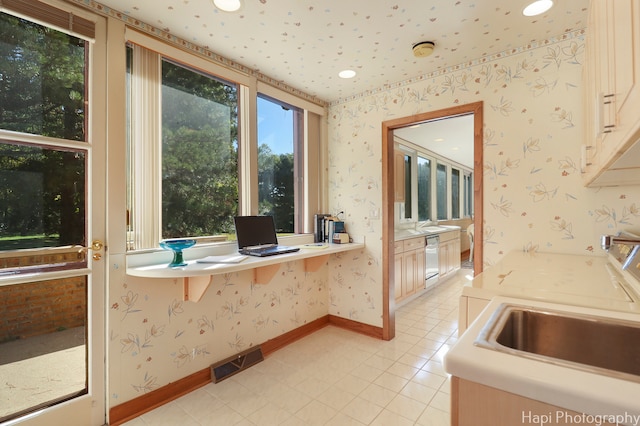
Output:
[{"xmin": 210, "ymin": 346, "xmax": 264, "ymax": 383}]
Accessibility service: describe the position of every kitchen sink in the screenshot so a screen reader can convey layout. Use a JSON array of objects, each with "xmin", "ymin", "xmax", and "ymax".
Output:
[
  {"xmin": 474, "ymin": 304, "xmax": 640, "ymax": 383},
  {"xmin": 421, "ymin": 226, "xmax": 445, "ymax": 233}
]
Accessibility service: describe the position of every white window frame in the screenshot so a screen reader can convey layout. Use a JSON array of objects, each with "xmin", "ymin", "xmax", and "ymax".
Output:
[
  {"xmin": 125, "ymin": 30, "xmax": 325, "ymax": 250},
  {"xmin": 396, "ymin": 142, "xmax": 472, "ymax": 224}
]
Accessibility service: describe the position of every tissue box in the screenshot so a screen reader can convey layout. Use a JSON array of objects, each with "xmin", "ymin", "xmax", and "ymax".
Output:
[{"xmin": 332, "ymin": 233, "xmax": 350, "ymax": 244}]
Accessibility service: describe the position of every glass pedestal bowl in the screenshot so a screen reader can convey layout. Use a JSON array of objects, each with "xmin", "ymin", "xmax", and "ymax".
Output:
[{"xmin": 159, "ymin": 239, "xmax": 196, "ymax": 267}]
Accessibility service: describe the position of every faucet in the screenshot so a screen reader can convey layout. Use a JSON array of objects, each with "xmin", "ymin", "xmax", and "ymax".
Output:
[{"xmin": 601, "ymin": 233, "xmax": 640, "ymax": 251}]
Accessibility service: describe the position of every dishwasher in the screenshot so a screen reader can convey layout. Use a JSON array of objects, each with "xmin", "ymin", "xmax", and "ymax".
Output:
[{"xmin": 425, "ymin": 235, "xmax": 440, "ymax": 289}]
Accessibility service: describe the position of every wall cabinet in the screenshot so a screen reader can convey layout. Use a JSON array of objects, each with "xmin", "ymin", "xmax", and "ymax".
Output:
[
  {"xmin": 394, "ymin": 237, "xmax": 425, "ymax": 303},
  {"xmin": 438, "ymin": 230, "xmax": 461, "ymax": 280},
  {"xmin": 582, "ymin": 0, "xmax": 640, "ymax": 186}
]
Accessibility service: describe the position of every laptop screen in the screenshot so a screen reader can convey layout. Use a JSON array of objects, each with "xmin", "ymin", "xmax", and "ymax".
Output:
[{"xmin": 234, "ymin": 216, "xmax": 279, "ymax": 249}]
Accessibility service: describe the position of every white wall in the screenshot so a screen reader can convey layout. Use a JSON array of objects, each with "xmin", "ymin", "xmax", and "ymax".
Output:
[{"xmin": 326, "ymin": 30, "xmax": 640, "ymax": 327}]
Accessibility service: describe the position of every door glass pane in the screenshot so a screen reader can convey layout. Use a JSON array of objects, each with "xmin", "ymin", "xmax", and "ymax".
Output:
[
  {"xmin": 161, "ymin": 59, "xmax": 238, "ymax": 238},
  {"xmin": 0, "ymin": 13, "xmax": 87, "ymax": 141},
  {"xmin": 0, "ymin": 277, "xmax": 87, "ymax": 422},
  {"xmin": 0, "ymin": 13, "xmax": 90, "ymax": 423},
  {"xmin": 436, "ymin": 163, "xmax": 447, "ymax": 220},
  {"xmin": 417, "ymin": 156, "xmax": 431, "ymax": 221},
  {"xmin": 257, "ymin": 95, "xmax": 298, "ymax": 233},
  {"xmin": 0, "ymin": 142, "xmax": 86, "ymax": 263},
  {"xmin": 451, "ymin": 168, "xmax": 460, "ymax": 219}
]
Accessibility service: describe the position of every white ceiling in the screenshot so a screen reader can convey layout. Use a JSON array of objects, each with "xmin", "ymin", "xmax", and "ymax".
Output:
[
  {"xmin": 93, "ymin": 0, "xmax": 589, "ymax": 102},
  {"xmin": 394, "ymin": 115, "xmax": 475, "ymax": 168}
]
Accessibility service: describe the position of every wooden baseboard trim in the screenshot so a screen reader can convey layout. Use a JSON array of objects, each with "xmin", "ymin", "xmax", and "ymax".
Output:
[
  {"xmin": 109, "ymin": 368, "xmax": 210, "ymax": 426},
  {"xmin": 328, "ymin": 314, "xmax": 384, "ymax": 339},
  {"xmin": 109, "ymin": 315, "xmax": 382, "ymax": 425},
  {"xmin": 261, "ymin": 315, "xmax": 330, "ymax": 355}
]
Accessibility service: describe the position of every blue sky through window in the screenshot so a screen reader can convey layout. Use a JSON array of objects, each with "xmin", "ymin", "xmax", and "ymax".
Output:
[{"xmin": 257, "ymin": 96, "xmax": 293, "ymax": 155}]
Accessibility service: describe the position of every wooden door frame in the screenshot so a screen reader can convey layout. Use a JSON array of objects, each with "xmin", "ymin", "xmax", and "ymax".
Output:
[{"xmin": 381, "ymin": 101, "xmax": 484, "ymax": 341}]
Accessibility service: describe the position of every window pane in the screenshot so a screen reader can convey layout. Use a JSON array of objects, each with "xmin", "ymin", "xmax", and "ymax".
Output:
[
  {"xmin": 436, "ymin": 163, "xmax": 447, "ymax": 220},
  {"xmin": 0, "ymin": 13, "xmax": 86, "ymax": 141},
  {"xmin": 451, "ymin": 168, "xmax": 460, "ymax": 219},
  {"xmin": 403, "ymin": 154, "xmax": 412, "ymax": 219},
  {"xmin": 417, "ymin": 156, "xmax": 431, "ymax": 221},
  {"xmin": 464, "ymin": 173, "xmax": 473, "ymax": 217},
  {"xmin": 161, "ymin": 60, "xmax": 238, "ymax": 239},
  {"xmin": 257, "ymin": 96, "xmax": 298, "ymax": 233},
  {"xmin": 0, "ymin": 142, "xmax": 86, "ymax": 253}
]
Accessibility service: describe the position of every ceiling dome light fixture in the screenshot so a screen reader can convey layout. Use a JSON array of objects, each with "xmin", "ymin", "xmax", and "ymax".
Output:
[
  {"xmin": 522, "ymin": 0, "xmax": 554, "ymax": 16},
  {"xmin": 412, "ymin": 41, "xmax": 435, "ymax": 58},
  {"xmin": 213, "ymin": 0, "xmax": 241, "ymax": 12},
  {"xmin": 338, "ymin": 69, "xmax": 356, "ymax": 79}
]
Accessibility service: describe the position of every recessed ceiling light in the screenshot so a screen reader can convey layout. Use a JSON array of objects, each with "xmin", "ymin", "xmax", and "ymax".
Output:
[
  {"xmin": 434, "ymin": 138, "xmax": 445, "ymax": 142},
  {"xmin": 523, "ymin": 0, "xmax": 553, "ymax": 16},
  {"xmin": 213, "ymin": 0, "xmax": 241, "ymax": 12},
  {"xmin": 338, "ymin": 69, "xmax": 356, "ymax": 79}
]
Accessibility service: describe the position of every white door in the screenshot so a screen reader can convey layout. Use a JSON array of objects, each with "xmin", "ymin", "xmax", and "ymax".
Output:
[{"xmin": 0, "ymin": 5, "xmax": 106, "ymax": 425}]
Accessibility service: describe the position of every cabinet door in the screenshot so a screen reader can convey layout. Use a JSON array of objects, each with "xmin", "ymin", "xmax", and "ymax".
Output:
[
  {"xmin": 583, "ymin": 0, "xmax": 640, "ymax": 185},
  {"xmin": 403, "ymin": 250, "xmax": 417, "ymax": 296},
  {"xmin": 610, "ymin": 0, "xmax": 635, "ymax": 120},
  {"xmin": 439, "ymin": 240, "xmax": 449, "ymax": 278},
  {"xmin": 451, "ymin": 238, "xmax": 461, "ymax": 271},
  {"xmin": 415, "ymin": 247, "xmax": 425, "ymax": 291},
  {"xmin": 394, "ymin": 253, "xmax": 404, "ymax": 301},
  {"xmin": 447, "ymin": 240, "xmax": 456, "ymax": 275}
]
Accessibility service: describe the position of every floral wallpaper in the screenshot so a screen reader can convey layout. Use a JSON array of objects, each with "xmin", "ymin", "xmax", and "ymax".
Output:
[
  {"xmin": 108, "ymin": 251, "xmax": 358, "ymax": 405},
  {"xmin": 109, "ymin": 29, "xmax": 640, "ymax": 409},
  {"xmin": 326, "ymin": 30, "xmax": 640, "ymax": 327}
]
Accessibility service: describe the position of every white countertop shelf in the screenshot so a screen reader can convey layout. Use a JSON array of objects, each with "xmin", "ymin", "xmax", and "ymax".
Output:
[
  {"xmin": 394, "ymin": 225, "xmax": 461, "ymax": 241},
  {"xmin": 461, "ymin": 250, "xmax": 640, "ymax": 313},
  {"xmin": 126, "ymin": 242, "xmax": 364, "ymax": 302}
]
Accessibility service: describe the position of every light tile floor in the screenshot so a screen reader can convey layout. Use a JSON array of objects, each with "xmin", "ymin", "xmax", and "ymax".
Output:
[{"xmin": 122, "ymin": 268, "xmax": 472, "ymax": 426}]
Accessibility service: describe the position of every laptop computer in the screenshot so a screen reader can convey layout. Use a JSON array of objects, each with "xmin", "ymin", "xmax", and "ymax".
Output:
[{"xmin": 234, "ymin": 215, "xmax": 300, "ymax": 257}]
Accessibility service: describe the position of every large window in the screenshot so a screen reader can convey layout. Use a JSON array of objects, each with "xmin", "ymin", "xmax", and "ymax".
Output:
[
  {"xmin": 257, "ymin": 95, "xmax": 301, "ymax": 233},
  {"xmin": 126, "ymin": 37, "xmax": 321, "ymax": 250},
  {"xmin": 161, "ymin": 59, "xmax": 238, "ymax": 238},
  {"xmin": 127, "ymin": 46, "xmax": 238, "ymax": 247}
]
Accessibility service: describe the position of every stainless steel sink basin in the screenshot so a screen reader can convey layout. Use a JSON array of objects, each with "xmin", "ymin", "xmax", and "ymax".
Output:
[{"xmin": 475, "ymin": 304, "xmax": 640, "ymax": 383}]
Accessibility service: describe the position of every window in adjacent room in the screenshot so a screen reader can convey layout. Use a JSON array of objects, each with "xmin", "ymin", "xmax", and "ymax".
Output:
[
  {"xmin": 451, "ymin": 167, "xmax": 460, "ymax": 219},
  {"xmin": 417, "ymin": 156, "xmax": 432, "ymax": 222},
  {"xmin": 464, "ymin": 171, "xmax": 473, "ymax": 218},
  {"xmin": 436, "ymin": 163, "xmax": 448, "ymax": 220}
]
